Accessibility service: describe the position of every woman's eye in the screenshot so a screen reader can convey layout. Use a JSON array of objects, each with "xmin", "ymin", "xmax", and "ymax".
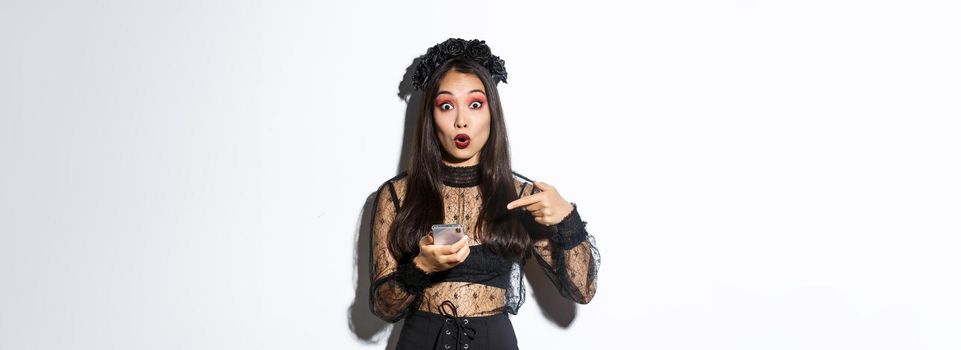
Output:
[
  {"xmin": 470, "ymin": 101, "xmax": 483, "ymax": 109},
  {"xmin": 440, "ymin": 103, "xmax": 453, "ymax": 111}
]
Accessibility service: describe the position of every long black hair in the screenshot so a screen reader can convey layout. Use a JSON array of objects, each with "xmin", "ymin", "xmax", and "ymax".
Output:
[{"xmin": 389, "ymin": 57, "xmax": 531, "ymax": 263}]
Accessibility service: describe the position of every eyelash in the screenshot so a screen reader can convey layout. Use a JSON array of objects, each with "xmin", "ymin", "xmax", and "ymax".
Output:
[{"xmin": 438, "ymin": 101, "xmax": 484, "ymax": 111}]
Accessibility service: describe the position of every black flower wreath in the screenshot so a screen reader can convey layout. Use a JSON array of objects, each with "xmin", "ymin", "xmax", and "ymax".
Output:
[{"xmin": 411, "ymin": 38, "xmax": 508, "ymax": 91}]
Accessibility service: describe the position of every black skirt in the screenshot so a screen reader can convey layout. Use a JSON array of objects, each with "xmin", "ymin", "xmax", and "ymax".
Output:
[{"xmin": 396, "ymin": 309, "xmax": 519, "ymax": 350}]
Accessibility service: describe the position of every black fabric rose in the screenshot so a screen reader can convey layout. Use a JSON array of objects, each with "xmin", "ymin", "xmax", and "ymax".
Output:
[
  {"xmin": 488, "ymin": 55, "xmax": 508, "ymax": 84},
  {"xmin": 439, "ymin": 38, "xmax": 467, "ymax": 56},
  {"xmin": 466, "ymin": 40, "xmax": 491, "ymax": 62},
  {"xmin": 412, "ymin": 62, "xmax": 432, "ymax": 91},
  {"xmin": 425, "ymin": 46, "xmax": 444, "ymax": 67}
]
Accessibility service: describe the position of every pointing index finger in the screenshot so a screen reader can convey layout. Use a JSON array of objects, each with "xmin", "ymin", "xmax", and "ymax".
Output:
[{"xmin": 507, "ymin": 192, "xmax": 543, "ymax": 210}]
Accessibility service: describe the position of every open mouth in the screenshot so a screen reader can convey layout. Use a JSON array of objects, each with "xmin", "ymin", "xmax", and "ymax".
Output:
[{"xmin": 454, "ymin": 134, "xmax": 471, "ymax": 149}]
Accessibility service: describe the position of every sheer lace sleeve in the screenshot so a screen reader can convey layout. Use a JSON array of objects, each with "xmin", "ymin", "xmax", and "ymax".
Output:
[
  {"xmin": 518, "ymin": 181, "xmax": 600, "ymax": 304},
  {"xmin": 368, "ymin": 178, "xmax": 432, "ymax": 323}
]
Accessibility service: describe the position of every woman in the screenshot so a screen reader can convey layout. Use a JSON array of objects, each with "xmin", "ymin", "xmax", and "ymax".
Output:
[{"xmin": 369, "ymin": 38, "xmax": 600, "ymax": 350}]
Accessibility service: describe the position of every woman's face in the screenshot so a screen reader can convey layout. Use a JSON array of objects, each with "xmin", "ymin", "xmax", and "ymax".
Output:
[{"xmin": 432, "ymin": 70, "xmax": 491, "ymax": 166}]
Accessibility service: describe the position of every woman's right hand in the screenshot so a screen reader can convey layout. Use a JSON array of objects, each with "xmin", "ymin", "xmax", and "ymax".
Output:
[{"xmin": 413, "ymin": 233, "xmax": 471, "ymax": 274}]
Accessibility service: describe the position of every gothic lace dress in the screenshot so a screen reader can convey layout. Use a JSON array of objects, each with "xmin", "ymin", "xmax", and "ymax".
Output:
[{"xmin": 369, "ymin": 165, "xmax": 600, "ymax": 323}]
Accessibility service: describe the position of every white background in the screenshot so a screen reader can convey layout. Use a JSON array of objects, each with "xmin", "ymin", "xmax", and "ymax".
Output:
[{"xmin": 2, "ymin": 1, "xmax": 959, "ymax": 349}]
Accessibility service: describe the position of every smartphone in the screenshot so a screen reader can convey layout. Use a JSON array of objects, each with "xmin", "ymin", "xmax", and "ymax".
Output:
[{"xmin": 431, "ymin": 224, "xmax": 465, "ymax": 245}]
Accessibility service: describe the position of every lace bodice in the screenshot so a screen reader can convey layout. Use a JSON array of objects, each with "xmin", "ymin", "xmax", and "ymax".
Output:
[{"xmin": 368, "ymin": 164, "xmax": 600, "ymax": 322}]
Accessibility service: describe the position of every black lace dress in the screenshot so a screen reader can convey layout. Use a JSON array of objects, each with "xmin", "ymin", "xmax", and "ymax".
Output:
[{"xmin": 369, "ymin": 164, "xmax": 600, "ymax": 350}]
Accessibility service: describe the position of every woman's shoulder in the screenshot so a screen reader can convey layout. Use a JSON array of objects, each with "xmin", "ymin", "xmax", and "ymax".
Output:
[
  {"xmin": 374, "ymin": 172, "xmax": 410, "ymax": 201},
  {"xmin": 379, "ymin": 172, "xmax": 409, "ymax": 187}
]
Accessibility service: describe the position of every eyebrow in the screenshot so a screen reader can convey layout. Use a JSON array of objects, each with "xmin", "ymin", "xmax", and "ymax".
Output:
[{"xmin": 436, "ymin": 89, "xmax": 487, "ymax": 98}]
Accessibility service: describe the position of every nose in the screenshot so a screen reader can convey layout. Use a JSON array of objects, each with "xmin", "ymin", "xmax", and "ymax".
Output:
[{"xmin": 454, "ymin": 109, "xmax": 468, "ymax": 129}]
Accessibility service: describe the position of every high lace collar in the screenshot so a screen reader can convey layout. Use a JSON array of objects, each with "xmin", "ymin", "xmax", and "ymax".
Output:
[{"xmin": 441, "ymin": 163, "xmax": 480, "ymax": 187}]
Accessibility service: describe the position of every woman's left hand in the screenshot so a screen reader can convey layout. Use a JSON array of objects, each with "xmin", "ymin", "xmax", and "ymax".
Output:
[{"xmin": 506, "ymin": 181, "xmax": 574, "ymax": 226}]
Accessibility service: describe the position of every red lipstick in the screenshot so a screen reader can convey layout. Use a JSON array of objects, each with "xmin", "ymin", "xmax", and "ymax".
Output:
[{"xmin": 454, "ymin": 134, "xmax": 471, "ymax": 149}]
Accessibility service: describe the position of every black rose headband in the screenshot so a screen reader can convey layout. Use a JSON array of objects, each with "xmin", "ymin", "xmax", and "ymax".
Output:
[{"xmin": 411, "ymin": 38, "xmax": 508, "ymax": 91}]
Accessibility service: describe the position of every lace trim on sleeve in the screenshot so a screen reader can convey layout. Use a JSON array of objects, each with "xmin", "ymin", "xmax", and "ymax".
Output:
[
  {"xmin": 395, "ymin": 259, "xmax": 433, "ymax": 294},
  {"xmin": 547, "ymin": 203, "xmax": 589, "ymax": 250}
]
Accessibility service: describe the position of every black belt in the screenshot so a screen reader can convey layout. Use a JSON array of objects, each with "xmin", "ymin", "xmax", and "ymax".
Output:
[{"xmin": 435, "ymin": 300, "xmax": 477, "ymax": 349}]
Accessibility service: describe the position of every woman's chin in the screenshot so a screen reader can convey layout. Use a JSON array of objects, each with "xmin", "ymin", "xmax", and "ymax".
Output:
[{"xmin": 443, "ymin": 150, "xmax": 479, "ymax": 165}]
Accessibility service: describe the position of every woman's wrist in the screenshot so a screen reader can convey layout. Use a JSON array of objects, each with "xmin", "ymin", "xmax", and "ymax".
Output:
[
  {"xmin": 413, "ymin": 255, "xmax": 433, "ymax": 274},
  {"xmin": 396, "ymin": 256, "xmax": 433, "ymax": 294},
  {"xmin": 550, "ymin": 203, "xmax": 589, "ymax": 250}
]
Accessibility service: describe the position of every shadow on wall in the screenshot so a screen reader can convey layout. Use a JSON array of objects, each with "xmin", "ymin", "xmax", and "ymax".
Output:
[{"xmin": 346, "ymin": 55, "xmax": 578, "ymax": 349}]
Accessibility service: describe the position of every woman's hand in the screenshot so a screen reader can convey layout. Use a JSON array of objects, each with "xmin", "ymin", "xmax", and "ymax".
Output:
[
  {"xmin": 506, "ymin": 181, "xmax": 574, "ymax": 226},
  {"xmin": 413, "ymin": 234, "xmax": 471, "ymax": 274}
]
